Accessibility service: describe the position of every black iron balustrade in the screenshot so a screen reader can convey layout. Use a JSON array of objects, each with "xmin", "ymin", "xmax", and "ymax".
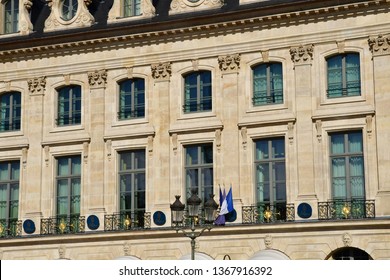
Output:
[
  {"xmin": 104, "ymin": 211, "xmax": 151, "ymax": 231},
  {"xmin": 242, "ymin": 203, "xmax": 295, "ymax": 224},
  {"xmin": 252, "ymin": 89, "xmax": 283, "ymax": 105},
  {"xmin": 318, "ymin": 199, "xmax": 375, "ymax": 220},
  {"xmin": 0, "ymin": 219, "xmax": 22, "ymax": 238},
  {"xmin": 183, "ymin": 97, "xmax": 212, "ymax": 113},
  {"xmin": 117, "ymin": 105, "xmax": 145, "ymax": 120},
  {"xmin": 40, "ymin": 215, "xmax": 85, "ymax": 235}
]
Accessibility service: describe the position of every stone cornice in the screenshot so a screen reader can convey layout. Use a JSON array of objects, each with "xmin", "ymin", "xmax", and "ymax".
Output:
[{"xmin": 0, "ymin": 0, "xmax": 388, "ymax": 62}]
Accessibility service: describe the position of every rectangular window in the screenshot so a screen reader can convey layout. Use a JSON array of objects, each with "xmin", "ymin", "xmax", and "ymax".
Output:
[
  {"xmin": 0, "ymin": 161, "xmax": 20, "ymax": 236},
  {"xmin": 118, "ymin": 79, "xmax": 145, "ymax": 120},
  {"xmin": 3, "ymin": 0, "xmax": 19, "ymax": 34},
  {"xmin": 119, "ymin": 150, "xmax": 146, "ymax": 227},
  {"xmin": 0, "ymin": 92, "xmax": 21, "ymax": 132},
  {"xmin": 184, "ymin": 71, "xmax": 212, "ymax": 113},
  {"xmin": 330, "ymin": 131, "xmax": 365, "ymax": 199},
  {"xmin": 57, "ymin": 85, "xmax": 81, "ymax": 126},
  {"xmin": 252, "ymin": 63, "xmax": 283, "ymax": 106},
  {"xmin": 56, "ymin": 155, "xmax": 81, "ymax": 217},
  {"xmin": 255, "ymin": 138, "xmax": 286, "ymax": 221},
  {"xmin": 327, "ymin": 53, "xmax": 361, "ymax": 98},
  {"xmin": 123, "ymin": 0, "xmax": 141, "ymax": 17},
  {"xmin": 185, "ymin": 144, "xmax": 213, "ymax": 204}
]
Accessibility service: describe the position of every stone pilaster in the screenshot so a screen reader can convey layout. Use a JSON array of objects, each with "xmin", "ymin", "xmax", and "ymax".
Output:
[
  {"xmin": 151, "ymin": 62, "xmax": 171, "ymax": 214},
  {"xmin": 290, "ymin": 45, "xmax": 318, "ymax": 213},
  {"xmin": 23, "ymin": 76, "xmax": 46, "ymax": 228},
  {"xmin": 86, "ymin": 70, "xmax": 107, "ymax": 226},
  {"xmin": 218, "ymin": 54, "xmax": 242, "ymax": 220},
  {"xmin": 369, "ymin": 34, "xmax": 390, "ymax": 215}
]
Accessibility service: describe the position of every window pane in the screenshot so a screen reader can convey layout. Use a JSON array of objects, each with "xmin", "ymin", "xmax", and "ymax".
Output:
[
  {"xmin": 0, "ymin": 163, "xmax": 8, "ymax": 180},
  {"xmin": 57, "ymin": 158, "xmax": 69, "ymax": 176},
  {"xmin": 350, "ymin": 156, "xmax": 364, "ymax": 198},
  {"xmin": 348, "ymin": 132, "xmax": 363, "ymax": 153},
  {"xmin": 272, "ymin": 139, "xmax": 285, "ymax": 158},
  {"xmin": 331, "ymin": 134, "xmax": 345, "ymax": 154},
  {"xmin": 327, "ymin": 55, "xmax": 343, "ymax": 97},
  {"xmin": 202, "ymin": 145, "xmax": 213, "ymax": 164},
  {"xmin": 71, "ymin": 156, "xmax": 81, "ymax": 175},
  {"xmin": 120, "ymin": 193, "xmax": 132, "ymax": 211},
  {"xmin": 255, "ymin": 140, "xmax": 269, "ymax": 160},
  {"xmin": 120, "ymin": 174, "xmax": 132, "ymax": 193},
  {"xmin": 332, "ymin": 158, "xmax": 346, "ymax": 198},
  {"xmin": 134, "ymin": 151, "xmax": 145, "ymax": 169},
  {"xmin": 186, "ymin": 169, "xmax": 199, "ymax": 189},
  {"xmin": 186, "ymin": 146, "xmax": 198, "ymax": 165},
  {"xmin": 346, "ymin": 54, "xmax": 360, "ymax": 96}
]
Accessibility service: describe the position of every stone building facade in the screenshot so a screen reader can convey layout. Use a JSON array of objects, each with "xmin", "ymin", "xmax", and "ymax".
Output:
[{"xmin": 0, "ymin": 0, "xmax": 390, "ymax": 260}]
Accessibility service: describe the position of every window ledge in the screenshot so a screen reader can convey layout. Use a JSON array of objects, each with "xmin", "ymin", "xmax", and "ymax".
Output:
[
  {"xmin": 320, "ymin": 95, "xmax": 366, "ymax": 106},
  {"xmin": 178, "ymin": 111, "xmax": 216, "ymax": 121},
  {"xmin": 170, "ymin": 116, "xmax": 223, "ymax": 134},
  {"xmin": 111, "ymin": 118, "xmax": 149, "ymax": 128},
  {"xmin": 50, "ymin": 125, "xmax": 85, "ymax": 134},
  {"xmin": 246, "ymin": 103, "xmax": 288, "ymax": 114}
]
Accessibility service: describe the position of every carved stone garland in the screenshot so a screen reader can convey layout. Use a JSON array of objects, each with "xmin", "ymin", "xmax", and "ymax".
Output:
[{"xmin": 368, "ymin": 34, "xmax": 390, "ymax": 56}]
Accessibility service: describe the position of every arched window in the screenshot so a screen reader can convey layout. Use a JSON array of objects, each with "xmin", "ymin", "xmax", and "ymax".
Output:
[
  {"xmin": 0, "ymin": 91, "xmax": 21, "ymax": 132},
  {"xmin": 118, "ymin": 78, "xmax": 145, "ymax": 120},
  {"xmin": 327, "ymin": 53, "xmax": 361, "ymax": 98},
  {"xmin": 57, "ymin": 85, "xmax": 81, "ymax": 126},
  {"xmin": 329, "ymin": 247, "xmax": 372, "ymax": 260},
  {"xmin": 123, "ymin": 0, "xmax": 141, "ymax": 17},
  {"xmin": 3, "ymin": 0, "xmax": 19, "ymax": 34},
  {"xmin": 183, "ymin": 71, "xmax": 212, "ymax": 113},
  {"xmin": 252, "ymin": 62, "xmax": 283, "ymax": 106}
]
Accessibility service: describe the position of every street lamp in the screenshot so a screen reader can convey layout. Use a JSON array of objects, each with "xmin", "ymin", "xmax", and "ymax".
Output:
[{"xmin": 170, "ymin": 188, "xmax": 218, "ymax": 260}]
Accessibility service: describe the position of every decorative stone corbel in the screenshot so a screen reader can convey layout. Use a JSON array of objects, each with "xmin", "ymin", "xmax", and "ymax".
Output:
[
  {"xmin": 337, "ymin": 40, "xmax": 346, "ymax": 54},
  {"xmin": 123, "ymin": 242, "xmax": 131, "ymax": 256},
  {"xmin": 45, "ymin": 0, "xmax": 95, "ymax": 32},
  {"xmin": 218, "ymin": 54, "xmax": 241, "ymax": 74},
  {"xmin": 106, "ymin": 140, "xmax": 112, "ymax": 161},
  {"xmin": 366, "ymin": 115, "xmax": 373, "ymax": 139},
  {"xmin": 290, "ymin": 44, "xmax": 314, "ymax": 66},
  {"xmin": 151, "ymin": 62, "xmax": 172, "ymax": 81},
  {"xmin": 63, "ymin": 74, "xmax": 71, "ymax": 86},
  {"xmin": 83, "ymin": 142, "xmax": 89, "ymax": 163},
  {"xmin": 368, "ymin": 34, "xmax": 390, "ymax": 56},
  {"xmin": 342, "ymin": 232, "xmax": 352, "ymax": 247},
  {"xmin": 127, "ymin": 67, "xmax": 134, "ymax": 79},
  {"xmin": 148, "ymin": 136, "xmax": 154, "ymax": 156},
  {"xmin": 20, "ymin": 0, "xmax": 34, "ymax": 35},
  {"xmin": 28, "ymin": 76, "xmax": 46, "ymax": 95},
  {"xmin": 287, "ymin": 122, "xmax": 294, "ymax": 145},
  {"xmin": 44, "ymin": 146, "xmax": 50, "ymax": 167},
  {"xmin": 172, "ymin": 133, "xmax": 178, "ymax": 155},
  {"xmin": 264, "ymin": 235, "xmax": 273, "ymax": 249},
  {"xmin": 215, "ymin": 129, "xmax": 222, "ymax": 152},
  {"xmin": 241, "ymin": 127, "xmax": 247, "ymax": 150},
  {"xmin": 5, "ymin": 81, "xmax": 11, "ymax": 92},
  {"xmin": 88, "ymin": 70, "xmax": 107, "ymax": 89},
  {"xmin": 58, "ymin": 245, "xmax": 66, "ymax": 259},
  {"xmin": 315, "ymin": 120, "xmax": 322, "ymax": 143},
  {"xmin": 192, "ymin": 59, "xmax": 199, "ymax": 71},
  {"xmin": 260, "ymin": 50, "xmax": 269, "ymax": 63},
  {"xmin": 22, "ymin": 148, "xmax": 28, "ymax": 169}
]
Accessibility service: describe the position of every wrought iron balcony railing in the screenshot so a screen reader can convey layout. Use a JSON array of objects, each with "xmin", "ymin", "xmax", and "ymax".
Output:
[
  {"xmin": 318, "ymin": 199, "xmax": 375, "ymax": 220},
  {"xmin": 242, "ymin": 203, "xmax": 295, "ymax": 224},
  {"xmin": 0, "ymin": 219, "xmax": 22, "ymax": 238},
  {"xmin": 40, "ymin": 215, "xmax": 85, "ymax": 235},
  {"xmin": 104, "ymin": 211, "xmax": 151, "ymax": 231}
]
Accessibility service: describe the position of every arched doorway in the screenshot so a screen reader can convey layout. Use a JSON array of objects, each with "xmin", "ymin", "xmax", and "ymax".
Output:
[
  {"xmin": 250, "ymin": 249, "xmax": 290, "ymax": 260},
  {"xmin": 326, "ymin": 247, "xmax": 372, "ymax": 260}
]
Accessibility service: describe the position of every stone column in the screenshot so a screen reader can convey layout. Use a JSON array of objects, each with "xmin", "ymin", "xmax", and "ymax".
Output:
[
  {"xmin": 151, "ymin": 62, "xmax": 171, "ymax": 213},
  {"xmin": 217, "ymin": 54, "xmax": 242, "ymax": 217},
  {"xmin": 368, "ymin": 34, "xmax": 390, "ymax": 215},
  {"xmin": 86, "ymin": 70, "xmax": 107, "ymax": 224},
  {"xmin": 23, "ymin": 77, "xmax": 46, "ymax": 229},
  {"xmin": 290, "ymin": 45, "xmax": 318, "ymax": 209}
]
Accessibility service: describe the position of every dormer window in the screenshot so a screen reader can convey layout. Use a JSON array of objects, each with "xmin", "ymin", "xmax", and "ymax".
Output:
[
  {"xmin": 123, "ymin": 0, "xmax": 141, "ymax": 17},
  {"xmin": 61, "ymin": 0, "xmax": 78, "ymax": 21},
  {"xmin": 3, "ymin": 0, "xmax": 19, "ymax": 34}
]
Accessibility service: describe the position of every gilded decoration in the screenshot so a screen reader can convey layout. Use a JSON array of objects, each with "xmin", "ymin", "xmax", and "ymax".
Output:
[
  {"xmin": 290, "ymin": 44, "xmax": 314, "ymax": 65},
  {"xmin": 151, "ymin": 62, "xmax": 172, "ymax": 81},
  {"xmin": 368, "ymin": 34, "xmax": 390, "ymax": 56},
  {"xmin": 218, "ymin": 54, "xmax": 241, "ymax": 73},
  {"xmin": 28, "ymin": 76, "xmax": 46, "ymax": 95},
  {"xmin": 88, "ymin": 70, "xmax": 108, "ymax": 88}
]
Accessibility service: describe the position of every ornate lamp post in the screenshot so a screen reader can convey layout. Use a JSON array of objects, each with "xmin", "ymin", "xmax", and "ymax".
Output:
[{"xmin": 170, "ymin": 189, "xmax": 218, "ymax": 260}]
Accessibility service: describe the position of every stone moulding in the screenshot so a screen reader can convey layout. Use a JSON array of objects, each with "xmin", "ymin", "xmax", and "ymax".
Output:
[
  {"xmin": 368, "ymin": 34, "xmax": 390, "ymax": 56},
  {"xmin": 170, "ymin": 0, "xmax": 224, "ymax": 14},
  {"xmin": 0, "ymin": 0, "xmax": 388, "ymax": 61}
]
